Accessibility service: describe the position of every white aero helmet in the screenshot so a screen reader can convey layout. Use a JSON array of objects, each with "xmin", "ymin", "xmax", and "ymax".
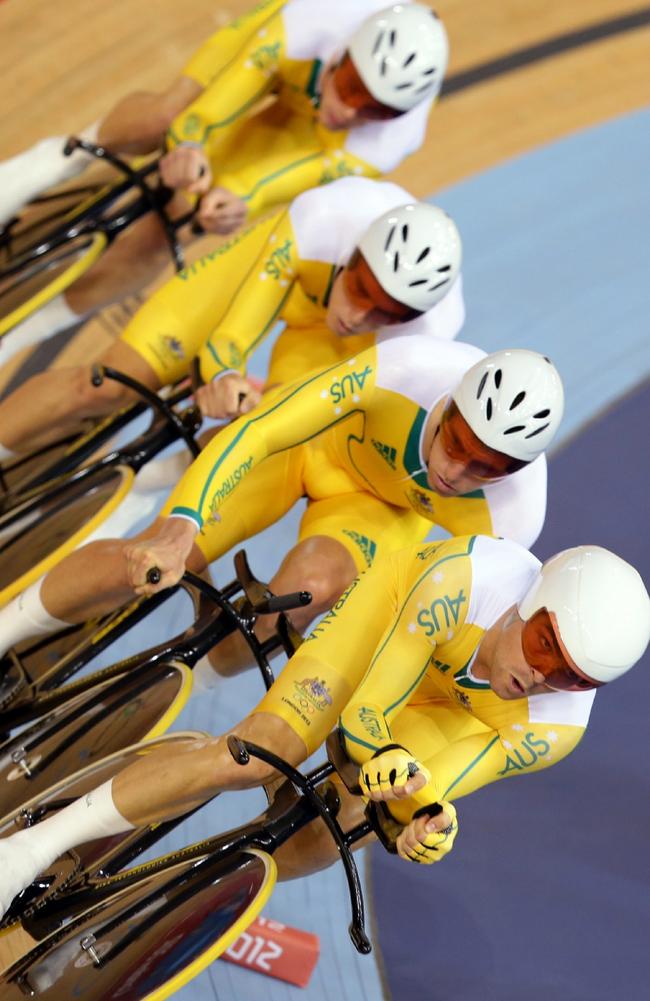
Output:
[
  {"xmin": 348, "ymin": 4, "xmax": 448, "ymax": 113},
  {"xmin": 518, "ymin": 546, "xmax": 650, "ymax": 685},
  {"xmin": 453, "ymin": 349, "xmax": 564, "ymax": 463},
  {"xmin": 357, "ymin": 202, "xmax": 461, "ymax": 312}
]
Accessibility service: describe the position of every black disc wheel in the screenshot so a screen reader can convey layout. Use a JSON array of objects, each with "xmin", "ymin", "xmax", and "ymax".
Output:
[{"xmin": 0, "ymin": 849, "xmax": 275, "ymax": 1000}]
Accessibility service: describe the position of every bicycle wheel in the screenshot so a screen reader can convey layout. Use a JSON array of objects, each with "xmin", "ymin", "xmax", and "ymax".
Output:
[
  {"xmin": 0, "ymin": 849, "xmax": 276, "ymax": 1000},
  {"xmin": 0, "ymin": 463, "xmax": 134, "ymax": 608},
  {"xmin": 0, "ymin": 182, "xmax": 110, "ymax": 266},
  {"xmin": 0, "ymin": 230, "xmax": 107, "ymax": 338},
  {"xmin": 0, "ymin": 662, "xmax": 194, "ymax": 818}
]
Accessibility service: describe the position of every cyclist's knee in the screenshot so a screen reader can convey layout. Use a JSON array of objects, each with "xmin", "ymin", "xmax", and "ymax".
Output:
[
  {"xmin": 278, "ymin": 540, "xmax": 356, "ymax": 616},
  {"xmin": 72, "ymin": 365, "xmax": 133, "ymax": 411}
]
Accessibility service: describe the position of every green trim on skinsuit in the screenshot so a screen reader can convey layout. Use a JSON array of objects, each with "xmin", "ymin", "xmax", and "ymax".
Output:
[
  {"xmin": 358, "ymin": 536, "xmax": 478, "ymax": 701},
  {"xmin": 384, "ymin": 653, "xmax": 432, "ymax": 717},
  {"xmin": 170, "ymin": 506, "xmax": 203, "ymax": 530},
  {"xmin": 442, "ymin": 734, "xmax": 500, "ymax": 799},
  {"xmin": 192, "ymin": 357, "xmax": 372, "ymax": 523},
  {"xmin": 322, "ymin": 263, "xmax": 338, "ymax": 307},
  {"xmin": 175, "ymin": 215, "xmax": 274, "ymax": 282},
  {"xmin": 241, "ymin": 152, "xmax": 323, "ymax": 204},
  {"xmin": 167, "ymin": 85, "xmax": 273, "ymax": 147},
  {"xmin": 402, "ymin": 407, "xmax": 430, "ymax": 489},
  {"xmin": 205, "ymin": 284, "xmax": 292, "ymax": 374},
  {"xmin": 454, "ymin": 654, "xmax": 491, "ymax": 691},
  {"xmin": 305, "ymin": 58, "xmax": 323, "ymax": 104},
  {"xmin": 338, "ymin": 726, "xmax": 383, "ymax": 755}
]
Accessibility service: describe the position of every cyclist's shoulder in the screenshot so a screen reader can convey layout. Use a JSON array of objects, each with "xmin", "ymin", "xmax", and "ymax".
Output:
[
  {"xmin": 283, "ymin": 0, "xmax": 389, "ymax": 53},
  {"xmin": 374, "ymin": 334, "xmax": 484, "ymax": 403},
  {"xmin": 482, "ymin": 455, "xmax": 548, "ymax": 548},
  {"xmin": 290, "ymin": 177, "xmax": 413, "ymax": 264},
  {"xmin": 462, "ymin": 535, "xmax": 540, "ymax": 629}
]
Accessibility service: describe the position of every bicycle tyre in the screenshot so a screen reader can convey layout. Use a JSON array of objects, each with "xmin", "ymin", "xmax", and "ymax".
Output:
[
  {"xmin": 0, "ymin": 183, "xmax": 111, "ymax": 266},
  {"xmin": 0, "ymin": 848, "xmax": 276, "ymax": 1000},
  {"xmin": 0, "ymin": 463, "xmax": 135, "ymax": 608},
  {"xmin": 0, "ymin": 662, "xmax": 194, "ymax": 817},
  {"xmin": 0, "ymin": 230, "xmax": 107, "ymax": 337}
]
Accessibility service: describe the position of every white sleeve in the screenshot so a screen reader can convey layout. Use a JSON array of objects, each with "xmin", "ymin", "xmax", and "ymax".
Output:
[
  {"xmin": 343, "ymin": 100, "xmax": 432, "ymax": 173},
  {"xmin": 465, "ymin": 536, "xmax": 541, "ymax": 630},
  {"xmin": 484, "ymin": 456, "xmax": 548, "ymax": 549}
]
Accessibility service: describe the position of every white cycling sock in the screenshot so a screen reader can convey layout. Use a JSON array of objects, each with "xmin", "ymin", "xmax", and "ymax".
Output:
[
  {"xmin": 0, "ymin": 780, "xmax": 133, "ymax": 918},
  {"xmin": 0, "ymin": 122, "xmax": 100, "ymax": 226},
  {"xmin": 0, "ymin": 293, "xmax": 83, "ymax": 367},
  {"xmin": 132, "ymin": 449, "xmax": 193, "ymax": 493},
  {"xmin": 0, "ymin": 580, "xmax": 68, "ymax": 658},
  {"xmin": 192, "ymin": 654, "xmax": 226, "ymax": 693},
  {"xmin": 0, "ymin": 442, "xmax": 17, "ymax": 463}
]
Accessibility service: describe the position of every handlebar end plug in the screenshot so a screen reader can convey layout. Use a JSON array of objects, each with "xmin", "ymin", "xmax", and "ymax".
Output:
[
  {"xmin": 90, "ymin": 364, "xmax": 105, "ymax": 388},
  {"xmin": 227, "ymin": 735, "xmax": 250, "ymax": 766},
  {"xmin": 349, "ymin": 926, "xmax": 372, "ymax": 955}
]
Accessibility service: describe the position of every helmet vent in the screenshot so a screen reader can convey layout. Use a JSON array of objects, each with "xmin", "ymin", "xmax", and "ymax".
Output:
[
  {"xmin": 373, "ymin": 33, "xmax": 384, "ymax": 56},
  {"xmin": 401, "ymin": 224, "xmax": 409, "ymax": 242},
  {"xmin": 503, "ymin": 425, "xmax": 525, "ymax": 435},
  {"xmin": 525, "ymin": 423, "xmax": 550, "ymax": 439},
  {"xmin": 393, "ymin": 252, "xmax": 400, "ymax": 272},
  {"xmin": 427, "ymin": 277, "xmax": 449, "ymax": 292},
  {"xmin": 437, "ymin": 264, "xmax": 451, "ymax": 272},
  {"xmin": 509, "ymin": 390, "xmax": 526, "ymax": 410},
  {"xmin": 494, "ymin": 368, "xmax": 502, "ymax": 389},
  {"xmin": 486, "ymin": 398, "xmax": 493, "ymax": 420},
  {"xmin": 476, "ymin": 372, "xmax": 488, "ymax": 399},
  {"xmin": 384, "ymin": 226, "xmax": 395, "ymax": 252},
  {"xmin": 534, "ymin": 408, "xmax": 550, "ymax": 418},
  {"xmin": 403, "ymin": 52, "xmax": 416, "ymax": 68},
  {"xmin": 390, "ymin": 30, "xmax": 397, "ymax": 46},
  {"xmin": 409, "ymin": 278, "xmax": 427, "ymax": 287},
  {"xmin": 416, "ymin": 247, "xmax": 430, "ymax": 263},
  {"xmin": 423, "ymin": 66, "xmax": 437, "ymax": 76},
  {"xmin": 380, "ymin": 57, "xmax": 389, "ymax": 77}
]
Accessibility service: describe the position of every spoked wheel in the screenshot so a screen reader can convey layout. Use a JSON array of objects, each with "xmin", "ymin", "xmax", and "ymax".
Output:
[
  {"xmin": 0, "ymin": 663, "xmax": 193, "ymax": 818},
  {"xmin": 0, "ymin": 230, "xmax": 107, "ymax": 337},
  {"xmin": 0, "ymin": 463, "xmax": 134, "ymax": 606},
  {"xmin": 0, "ymin": 849, "xmax": 276, "ymax": 1000}
]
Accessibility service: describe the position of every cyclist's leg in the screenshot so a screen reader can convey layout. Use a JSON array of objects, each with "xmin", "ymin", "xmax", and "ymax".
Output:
[
  {"xmin": 208, "ymin": 481, "xmax": 432, "ymax": 676},
  {"xmin": 0, "ymin": 76, "xmax": 202, "ymax": 227},
  {"xmin": 0, "ymin": 340, "xmax": 161, "ymax": 455},
  {"xmin": 0, "ymin": 449, "xmax": 303, "ymax": 654},
  {"xmin": 274, "ymin": 776, "xmax": 375, "ymax": 880}
]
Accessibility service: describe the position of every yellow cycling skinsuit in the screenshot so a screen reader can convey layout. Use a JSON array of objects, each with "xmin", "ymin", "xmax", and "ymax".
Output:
[
  {"xmin": 255, "ymin": 534, "xmax": 596, "ymax": 826},
  {"xmin": 164, "ymin": 335, "xmax": 548, "ymax": 573},
  {"xmin": 121, "ymin": 176, "xmax": 465, "ymax": 386},
  {"xmin": 168, "ymin": 0, "xmax": 436, "ymax": 220}
]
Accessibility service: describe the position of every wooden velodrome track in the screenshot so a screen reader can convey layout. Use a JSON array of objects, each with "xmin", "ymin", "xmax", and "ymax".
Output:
[
  {"xmin": 0, "ymin": 0, "xmax": 648, "ymax": 984},
  {"xmin": 1, "ymin": 0, "xmax": 649, "ymax": 394}
]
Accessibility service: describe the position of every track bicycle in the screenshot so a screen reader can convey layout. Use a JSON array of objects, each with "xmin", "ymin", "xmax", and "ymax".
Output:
[
  {"xmin": 0, "ymin": 730, "xmax": 382, "ymax": 1000},
  {"xmin": 0, "ymin": 552, "xmax": 310, "ymax": 818},
  {"xmin": 0, "ymin": 138, "xmax": 195, "ymax": 340},
  {"xmin": 0, "ymin": 365, "xmax": 203, "ymax": 608}
]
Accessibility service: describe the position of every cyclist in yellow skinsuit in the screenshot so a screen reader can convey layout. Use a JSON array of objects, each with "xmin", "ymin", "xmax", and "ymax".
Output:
[
  {"xmin": 1, "ymin": 537, "xmax": 647, "ymax": 907},
  {"xmin": 0, "ymin": 178, "xmax": 464, "ymax": 462},
  {"xmin": 0, "ymin": 3, "xmax": 448, "ymax": 356},
  {"xmin": 0, "ymin": 343, "xmax": 564, "ymax": 673},
  {"xmin": 163, "ymin": 1, "xmax": 447, "ymax": 228}
]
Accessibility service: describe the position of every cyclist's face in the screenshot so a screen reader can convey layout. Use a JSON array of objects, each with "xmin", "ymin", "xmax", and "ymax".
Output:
[
  {"xmin": 326, "ymin": 253, "xmax": 421, "ymax": 336},
  {"xmin": 425, "ymin": 399, "xmax": 527, "ymax": 497},
  {"xmin": 477, "ymin": 608, "xmax": 550, "ymax": 701},
  {"xmin": 318, "ymin": 54, "xmax": 403, "ymax": 130}
]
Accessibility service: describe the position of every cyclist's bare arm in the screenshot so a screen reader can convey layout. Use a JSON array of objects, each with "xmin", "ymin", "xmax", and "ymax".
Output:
[{"xmin": 97, "ymin": 76, "xmax": 203, "ymax": 156}]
